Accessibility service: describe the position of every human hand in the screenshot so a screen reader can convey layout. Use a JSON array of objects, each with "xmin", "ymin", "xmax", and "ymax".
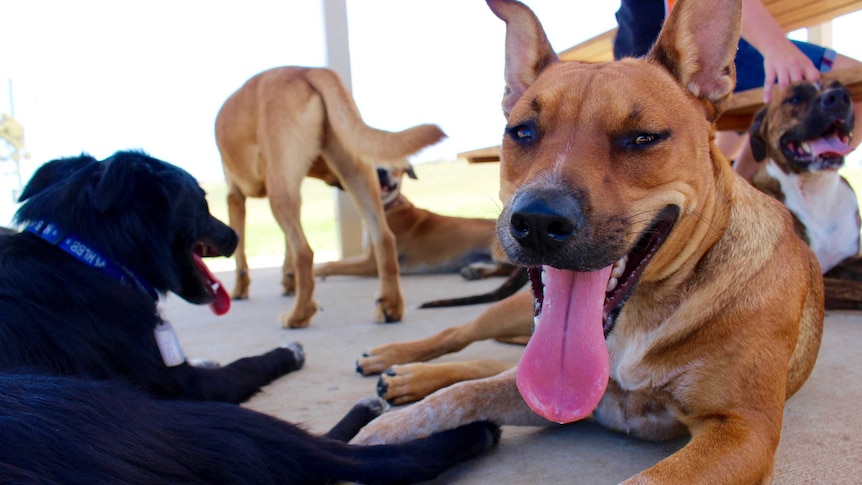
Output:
[{"xmin": 759, "ymin": 37, "xmax": 821, "ymax": 102}]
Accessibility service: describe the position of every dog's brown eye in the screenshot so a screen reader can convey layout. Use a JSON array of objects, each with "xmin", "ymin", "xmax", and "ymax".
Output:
[{"xmin": 507, "ymin": 121, "xmax": 538, "ymax": 145}]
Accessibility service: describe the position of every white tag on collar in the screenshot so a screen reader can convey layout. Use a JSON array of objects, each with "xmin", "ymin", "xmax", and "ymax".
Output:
[{"xmin": 154, "ymin": 322, "xmax": 186, "ymax": 367}]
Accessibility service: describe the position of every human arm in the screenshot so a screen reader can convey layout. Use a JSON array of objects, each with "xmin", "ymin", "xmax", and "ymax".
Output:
[{"xmin": 740, "ymin": 0, "xmax": 821, "ymax": 101}]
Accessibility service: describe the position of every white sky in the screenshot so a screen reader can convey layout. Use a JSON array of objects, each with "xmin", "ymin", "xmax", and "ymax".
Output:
[
  {"xmin": 2, "ymin": 1, "xmax": 862, "ymax": 189},
  {"xmin": 1, "ymin": 1, "xmax": 617, "ymax": 185}
]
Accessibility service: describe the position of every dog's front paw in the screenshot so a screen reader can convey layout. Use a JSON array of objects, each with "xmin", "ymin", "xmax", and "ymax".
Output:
[
  {"xmin": 377, "ymin": 364, "xmax": 444, "ymax": 405},
  {"xmin": 355, "ymin": 343, "xmax": 412, "ymax": 376},
  {"xmin": 280, "ymin": 342, "xmax": 306, "ymax": 369},
  {"xmin": 374, "ymin": 296, "xmax": 403, "ymax": 324}
]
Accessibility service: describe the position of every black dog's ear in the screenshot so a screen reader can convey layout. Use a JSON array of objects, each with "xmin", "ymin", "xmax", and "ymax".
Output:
[
  {"xmin": 91, "ymin": 151, "xmax": 152, "ymax": 213},
  {"xmin": 748, "ymin": 107, "xmax": 769, "ymax": 163},
  {"xmin": 19, "ymin": 154, "xmax": 98, "ymax": 202},
  {"xmin": 406, "ymin": 166, "xmax": 418, "ymax": 180}
]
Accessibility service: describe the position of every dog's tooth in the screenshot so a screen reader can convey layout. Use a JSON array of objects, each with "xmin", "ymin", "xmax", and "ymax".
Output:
[
  {"xmin": 800, "ymin": 142, "xmax": 811, "ymax": 154},
  {"xmin": 606, "ymin": 277, "xmax": 618, "ymax": 293},
  {"xmin": 541, "ymin": 267, "xmax": 548, "ymax": 286},
  {"xmin": 533, "ymin": 315, "xmax": 540, "ymax": 330}
]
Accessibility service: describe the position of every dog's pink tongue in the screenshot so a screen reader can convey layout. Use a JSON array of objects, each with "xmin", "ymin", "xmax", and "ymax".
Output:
[
  {"xmin": 517, "ymin": 266, "xmax": 611, "ymax": 423},
  {"xmin": 193, "ymin": 254, "xmax": 231, "ymax": 315},
  {"xmin": 808, "ymin": 135, "xmax": 854, "ymax": 158}
]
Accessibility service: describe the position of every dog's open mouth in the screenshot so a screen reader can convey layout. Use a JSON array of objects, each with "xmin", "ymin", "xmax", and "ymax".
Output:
[
  {"xmin": 783, "ymin": 121, "xmax": 854, "ymax": 170},
  {"xmin": 516, "ymin": 208, "xmax": 678, "ymax": 424},
  {"xmin": 193, "ymin": 242, "xmax": 231, "ymax": 316}
]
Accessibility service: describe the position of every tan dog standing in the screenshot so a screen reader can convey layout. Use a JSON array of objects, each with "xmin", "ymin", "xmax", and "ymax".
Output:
[
  {"xmin": 748, "ymin": 80, "xmax": 862, "ymax": 309},
  {"xmin": 216, "ymin": 67, "xmax": 444, "ymax": 328},
  {"xmin": 353, "ymin": 0, "xmax": 824, "ymax": 483},
  {"xmin": 314, "ymin": 165, "xmax": 513, "ymax": 279}
]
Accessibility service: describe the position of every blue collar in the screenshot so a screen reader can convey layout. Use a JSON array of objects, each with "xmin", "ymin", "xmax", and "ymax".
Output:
[{"xmin": 24, "ymin": 220, "xmax": 160, "ymax": 302}]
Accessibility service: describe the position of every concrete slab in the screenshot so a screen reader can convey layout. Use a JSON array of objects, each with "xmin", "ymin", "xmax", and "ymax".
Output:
[{"xmin": 161, "ymin": 265, "xmax": 862, "ymax": 484}]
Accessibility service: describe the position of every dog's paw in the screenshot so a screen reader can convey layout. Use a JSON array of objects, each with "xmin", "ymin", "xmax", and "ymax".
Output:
[
  {"xmin": 354, "ymin": 396, "xmax": 390, "ymax": 417},
  {"xmin": 377, "ymin": 364, "xmax": 451, "ymax": 405},
  {"xmin": 280, "ymin": 300, "xmax": 319, "ymax": 329},
  {"xmin": 350, "ymin": 397, "xmax": 451, "ymax": 445},
  {"xmin": 280, "ymin": 342, "xmax": 306, "ymax": 368},
  {"xmin": 374, "ymin": 296, "xmax": 403, "ymax": 324},
  {"xmin": 355, "ymin": 344, "xmax": 411, "ymax": 376},
  {"xmin": 459, "ymin": 263, "xmax": 489, "ymax": 281}
]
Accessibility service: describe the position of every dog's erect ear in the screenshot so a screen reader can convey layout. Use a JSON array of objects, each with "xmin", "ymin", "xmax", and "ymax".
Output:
[
  {"xmin": 748, "ymin": 107, "xmax": 769, "ymax": 162},
  {"xmin": 487, "ymin": 0, "xmax": 559, "ymax": 118},
  {"xmin": 406, "ymin": 166, "xmax": 418, "ymax": 180},
  {"xmin": 18, "ymin": 155, "xmax": 98, "ymax": 202},
  {"xmin": 647, "ymin": 0, "xmax": 741, "ymax": 121}
]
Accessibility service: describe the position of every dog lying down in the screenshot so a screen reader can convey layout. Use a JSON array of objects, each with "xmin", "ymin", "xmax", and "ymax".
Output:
[
  {"xmin": 0, "ymin": 151, "xmax": 499, "ymax": 483},
  {"xmin": 353, "ymin": 0, "xmax": 824, "ymax": 483}
]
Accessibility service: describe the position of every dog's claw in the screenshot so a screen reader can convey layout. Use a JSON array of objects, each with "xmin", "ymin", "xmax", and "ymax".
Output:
[{"xmin": 376, "ymin": 376, "xmax": 389, "ymax": 397}]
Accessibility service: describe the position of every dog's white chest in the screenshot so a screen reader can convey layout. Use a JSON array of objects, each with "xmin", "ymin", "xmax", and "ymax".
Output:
[{"xmin": 766, "ymin": 162, "xmax": 861, "ymax": 272}]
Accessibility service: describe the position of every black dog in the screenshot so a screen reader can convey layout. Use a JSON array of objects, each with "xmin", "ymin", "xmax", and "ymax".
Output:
[
  {"xmin": 1, "ymin": 151, "xmax": 301, "ymax": 403},
  {"xmin": 0, "ymin": 152, "xmax": 499, "ymax": 483}
]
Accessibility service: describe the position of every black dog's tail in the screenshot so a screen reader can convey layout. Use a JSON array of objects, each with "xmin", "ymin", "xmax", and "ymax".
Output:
[
  {"xmin": 0, "ymin": 373, "xmax": 498, "ymax": 485},
  {"xmin": 420, "ymin": 267, "xmax": 529, "ymax": 308}
]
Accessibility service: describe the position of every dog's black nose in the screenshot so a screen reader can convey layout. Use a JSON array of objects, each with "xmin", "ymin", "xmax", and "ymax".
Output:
[
  {"xmin": 820, "ymin": 87, "xmax": 851, "ymax": 116},
  {"xmin": 509, "ymin": 191, "xmax": 579, "ymax": 252}
]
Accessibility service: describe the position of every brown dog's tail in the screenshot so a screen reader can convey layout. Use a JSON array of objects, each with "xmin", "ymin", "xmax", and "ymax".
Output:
[{"xmin": 304, "ymin": 68, "xmax": 446, "ymax": 165}]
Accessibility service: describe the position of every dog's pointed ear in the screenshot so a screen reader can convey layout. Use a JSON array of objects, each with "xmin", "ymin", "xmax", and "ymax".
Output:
[
  {"xmin": 406, "ymin": 166, "xmax": 418, "ymax": 180},
  {"xmin": 647, "ymin": 0, "xmax": 741, "ymax": 122},
  {"xmin": 748, "ymin": 107, "xmax": 769, "ymax": 162},
  {"xmin": 487, "ymin": 0, "xmax": 559, "ymax": 118},
  {"xmin": 19, "ymin": 154, "xmax": 98, "ymax": 202}
]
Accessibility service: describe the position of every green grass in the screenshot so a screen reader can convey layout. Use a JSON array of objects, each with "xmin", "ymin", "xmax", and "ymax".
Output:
[{"xmin": 202, "ymin": 160, "xmax": 503, "ymax": 266}]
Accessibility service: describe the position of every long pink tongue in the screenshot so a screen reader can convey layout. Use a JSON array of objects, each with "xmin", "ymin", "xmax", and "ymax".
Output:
[
  {"xmin": 193, "ymin": 254, "xmax": 231, "ymax": 315},
  {"xmin": 808, "ymin": 135, "xmax": 854, "ymax": 158},
  {"xmin": 516, "ymin": 265, "xmax": 611, "ymax": 423}
]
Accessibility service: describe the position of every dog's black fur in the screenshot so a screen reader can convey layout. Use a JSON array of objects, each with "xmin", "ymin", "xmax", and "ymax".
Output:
[
  {"xmin": 1, "ymin": 151, "xmax": 301, "ymax": 403},
  {"xmin": 0, "ymin": 372, "xmax": 500, "ymax": 484},
  {"xmin": 0, "ymin": 151, "xmax": 500, "ymax": 483}
]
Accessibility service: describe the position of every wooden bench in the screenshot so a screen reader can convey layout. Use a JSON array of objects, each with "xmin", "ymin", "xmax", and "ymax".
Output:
[{"xmin": 460, "ymin": 0, "xmax": 862, "ymax": 163}]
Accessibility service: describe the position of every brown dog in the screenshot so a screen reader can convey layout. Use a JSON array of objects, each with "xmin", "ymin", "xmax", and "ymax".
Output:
[
  {"xmin": 215, "ymin": 66, "xmax": 445, "ymax": 328},
  {"xmin": 314, "ymin": 165, "xmax": 513, "ymax": 280},
  {"xmin": 748, "ymin": 80, "xmax": 862, "ymax": 310},
  {"xmin": 353, "ymin": 0, "xmax": 824, "ymax": 483}
]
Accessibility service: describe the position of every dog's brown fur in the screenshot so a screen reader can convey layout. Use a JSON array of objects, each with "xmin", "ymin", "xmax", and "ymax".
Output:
[
  {"xmin": 353, "ymin": 0, "xmax": 824, "ymax": 482},
  {"xmin": 216, "ymin": 66, "xmax": 445, "ymax": 328},
  {"xmin": 314, "ymin": 166, "xmax": 512, "ymax": 280},
  {"xmin": 748, "ymin": 80, "xmax": 862, "ymax": 310}
]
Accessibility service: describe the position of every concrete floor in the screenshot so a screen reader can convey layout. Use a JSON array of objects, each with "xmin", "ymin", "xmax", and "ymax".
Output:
[{"xmin": 161, "ymin": 265, "xmax": 862, "ymax": 484}]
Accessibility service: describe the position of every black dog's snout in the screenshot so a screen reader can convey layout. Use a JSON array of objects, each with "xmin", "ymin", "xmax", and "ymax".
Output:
[
  {"xmin": 820, "ymin": 87, "xmax": 852, "ymax": 116},
  {"xmin": 509, "ymin": 191, "xmax": 580, "ymax": 252},
  {"xmin": 376, "ymin": 168, "xmax": 390, "ymax": 185}
]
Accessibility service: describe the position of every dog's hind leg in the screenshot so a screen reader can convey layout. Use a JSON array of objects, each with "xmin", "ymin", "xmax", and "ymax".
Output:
[
  {"xmin": 226, "ymin": 183, "xmax": 251, "ymax": 300},
  {"xmin": 322, "ymin": 148, "xmax": 404, "ymax": 323}
]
